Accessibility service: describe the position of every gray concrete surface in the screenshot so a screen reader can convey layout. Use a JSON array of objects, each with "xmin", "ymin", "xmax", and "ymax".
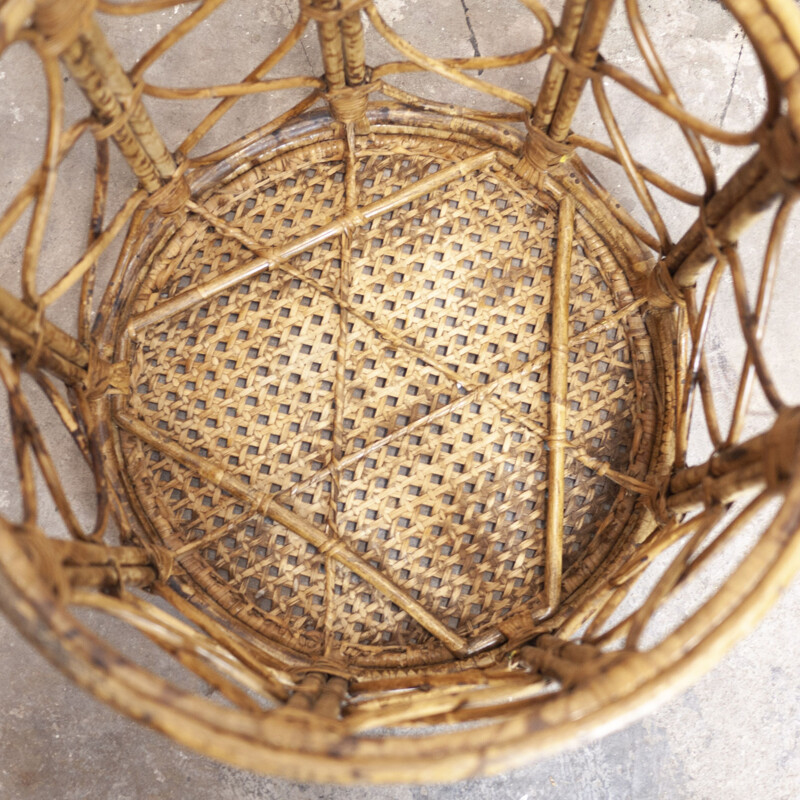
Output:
[{"xmin": 1, "ymin": 0, "xmax": 800, "ymax": 797}]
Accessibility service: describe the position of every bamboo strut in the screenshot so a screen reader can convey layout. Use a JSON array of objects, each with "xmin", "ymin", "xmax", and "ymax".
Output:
[
  {"xmin": 610, "ymin": 509, "xmax": 719, "ymax": 587},
  {"xmin": 662, "ymin": 152, "xmax": 775, "ymax": 283},
  {"xmin": 178, "ymin": 15, "xmax": 310, "ymax": 156},
  {"xmin": 40, "ymin": 10, "xmax": 176, "ymax": 192},
  {"xmin": 65, "ymin": 564, "xmax": 156, "ymax": 590},
  {"xmin": 675, "ymin": 265, "xmax": 727, "ymax": 466},
  {"xmin": 41, "ymin": 189, "xmax": 146, "ymax": 307},
  {"xmin": 114, "ymin": 412, "xmax": 472, "ymax": 656},
  {"xmin": 532, "ymin": 0, "xmax": 587, "ymax": 130},
  {"xmin": 127, "ymin": 149, "xmax": 498, "ymax": 332},
  {"xmin": 547, "ymin": 50, "xmax": 761, "ymax": 146},
  {"xmin": 365, "ymin": 3, "xmax": 534, "ymax": 113},
  {"xmin": 548, "ymin": 0, "xmax": 615, "ymax": 142},
  {"xmin": 566, "ymin": 133, "xmax": 703, "ymax": 206},
  {"xmin": 668, "ymin": 407, "xmax": 800, "ymax": 513},
  {"xmin": 143, "ymin": 76, "xmax": 323, "ymax": 99},
  {"xmin": 592, "ymin": 79, "xmax": 671, "ymax": 252},
  {"xmin": 371, "ymin": 48, "xmax": 552, "ymax": 82},
  {"xmin": 625, "ymin": 0, "xmax": 717, "ymax": 197},
  {"xmin": 0, "ymin": 284, "xmax": 89, "ymax": 379},
  {"xmin": 543, "ymin": 195, "xmax": 574, "ymax": 615},
  {"xmin": 152, "ymin": 583, "xmax": 295, "ymax": 695},
  {"xmin": 726, "ymin": 196, "xmax": 795, "ymax": 444},
  {"xmin": 71, "ymin": 589, "xmax": 286, "ymax": 707}
]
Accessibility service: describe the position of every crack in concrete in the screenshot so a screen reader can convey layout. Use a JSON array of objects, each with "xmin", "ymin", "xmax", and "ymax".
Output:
[
  {"xmin": 458, "ymin": 0, "xmax": 483, "ymax": 76},
  {"xmin": 281, "ymin": 0, "xmax": 315, "ymax": 72},
  {"xmin": 298, "ymin": 37, "xmax": 315, "ymax": 73},
  {"xmin": 719, "ymin": 34, "xmax": 745, "ymax": 130}
]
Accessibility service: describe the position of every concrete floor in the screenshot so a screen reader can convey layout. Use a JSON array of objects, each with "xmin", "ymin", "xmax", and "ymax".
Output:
[{"xmin": 2, "ymin": 0, "xmax": 800, "ymax": 797}]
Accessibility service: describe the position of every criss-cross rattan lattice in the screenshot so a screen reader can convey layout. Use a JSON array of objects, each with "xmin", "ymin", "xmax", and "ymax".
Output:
[{"xmin": 1, "ymin": 0, "xmax": 799, "ymax": 783}]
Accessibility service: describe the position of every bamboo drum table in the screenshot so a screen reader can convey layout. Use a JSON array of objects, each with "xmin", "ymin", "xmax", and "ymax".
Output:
[{"xmin": 0, "ymin": 0, "xmax": 799, "ymax": 783}]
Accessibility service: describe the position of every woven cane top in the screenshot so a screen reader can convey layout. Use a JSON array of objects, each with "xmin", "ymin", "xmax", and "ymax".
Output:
[{"xmin": 117, "ymin": 127, "xmax": 657, "ymax": 670}]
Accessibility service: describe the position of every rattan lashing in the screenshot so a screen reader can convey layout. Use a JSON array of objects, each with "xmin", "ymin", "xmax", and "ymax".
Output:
[{"xmin": 0, "ymin": 0, "xmax": 799, "ymax": 784}]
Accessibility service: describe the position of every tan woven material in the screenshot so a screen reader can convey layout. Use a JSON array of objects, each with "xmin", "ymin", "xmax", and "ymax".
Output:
[
  {"xmin": 116, "ymin": 130, "xmax": 657, "ymax": 666},
  {"xmin": 0, "ymin": 0, "xmax": 799, "ymax": 784}
]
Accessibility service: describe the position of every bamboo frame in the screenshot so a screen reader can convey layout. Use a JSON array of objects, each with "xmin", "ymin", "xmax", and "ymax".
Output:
[
  {"xmin": 0, "ymin": 0, "xmax": 798, "ymax": 785},
  {"xmin": 56, "ymin": 17, "xmax": 176, "ymax": 192}
]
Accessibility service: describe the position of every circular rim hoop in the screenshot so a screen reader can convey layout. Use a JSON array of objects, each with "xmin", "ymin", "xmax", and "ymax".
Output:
[{"xmin": 1, "ymin": 0, "xmax": 800, "ymax": 784}]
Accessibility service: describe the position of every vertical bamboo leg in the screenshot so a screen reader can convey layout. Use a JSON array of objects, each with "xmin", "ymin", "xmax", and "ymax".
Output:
[
  {"xmin": 313, "ymin": 676, "xmax": 349, "ymax": 718},
  {"xmin": 79, "ymin": 20, "xmax": 175, "ymax": 182},
  {"xmin": 668, "ymin": 166, "xmax": 782, "ymax": 290},
  {"xmin": 641, "ymin": 113, "xmax": 800, "ymax": 310},
  {"xmin": 0, "ymin": 0, "xmax": 34, "ymax": 51},
  {"xmin": 667, "ymin": 407, "xmax": 800, "ymax": 512},
  {"xmin": 313, "ymin": 0, "xmax": 369, "ymax": 130},
  {"xmin": 520, "ymin": 634, "xmax": 621, "ymax": 685},
  {"xmin": 286, "ymin": 672, "xmax": 326, "ymax": 710},
  {"xmin": 340, "ymin": 11, "xmax": 366, "ymax": 86},
  {"xmin": 314, "ymin": 0, "xmax": 346, "ymax": 92},
  {"xmin": 0, "ymin": 285, "xmax": 88, "ymax": 369},
  {"xmin": 548, "ymin": 0, "xmax": 615, "ymax": 142},
  {"xmin": 0, "ymin": 285, "xmax": 128, "ymax": 394},
  {"xmin": 65, "ymin": 564, "xmax": 157, "ymax": 590},
  {"xmin": 12, "ymin": 532, "xmax": 160, "ymax": 593},
  {"xmin": 34, "ymin": 1, "xmax": 176, "ymax": 193},
  {"xmin": 0, "ymin": 284, "xmax": 90, "ymax": 385},
  {"xmin": 285, "ymin": 673, "xmax": 348, "ymax": 717},
  {"xmin": 48, "ymin": 538, "xmax": 156, "ymax": 566},
  {"xmin": 544, "ymin": 195, "xmax": 574, "ymax": 615},
  {"xmin": 643, "ymin": 148, "xmax": 783, "ymax": 307},
  {"xmin": 532, "ymin": 0, "xmax": 587, "ymax": 130}
]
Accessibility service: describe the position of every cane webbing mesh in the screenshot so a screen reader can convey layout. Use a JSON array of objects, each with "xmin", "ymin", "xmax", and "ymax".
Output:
[{"xmin": 120, "ymin": 132, "xmax": 655, "ymax": 665}]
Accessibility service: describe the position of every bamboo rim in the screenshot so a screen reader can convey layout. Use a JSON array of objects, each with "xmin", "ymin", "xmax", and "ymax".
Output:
[{"xmin": 0, "ymin": 0, "xmax": 799, "ymax": 784}]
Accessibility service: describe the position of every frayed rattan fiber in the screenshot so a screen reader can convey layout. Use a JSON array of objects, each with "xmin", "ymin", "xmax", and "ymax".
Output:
[{"xmin": 1, "ymin": 0, "xmax": 800, "ymax": 784}]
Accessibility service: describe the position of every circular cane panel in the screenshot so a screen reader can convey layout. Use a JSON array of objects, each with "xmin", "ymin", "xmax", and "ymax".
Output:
[{"xmin": 116, "ymin": 127, "xmax": 656, "ymax": 668}]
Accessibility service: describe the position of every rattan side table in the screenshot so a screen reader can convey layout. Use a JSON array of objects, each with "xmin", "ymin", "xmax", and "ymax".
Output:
[{"xmin": 0, "ymin": 0, "xmax": 799, "ymax": 783}]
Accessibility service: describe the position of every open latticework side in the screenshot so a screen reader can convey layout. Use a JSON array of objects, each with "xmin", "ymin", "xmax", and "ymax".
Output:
[{"xmin": 0, "ymin": 0, "xmax": 799, "ymax": 783}]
